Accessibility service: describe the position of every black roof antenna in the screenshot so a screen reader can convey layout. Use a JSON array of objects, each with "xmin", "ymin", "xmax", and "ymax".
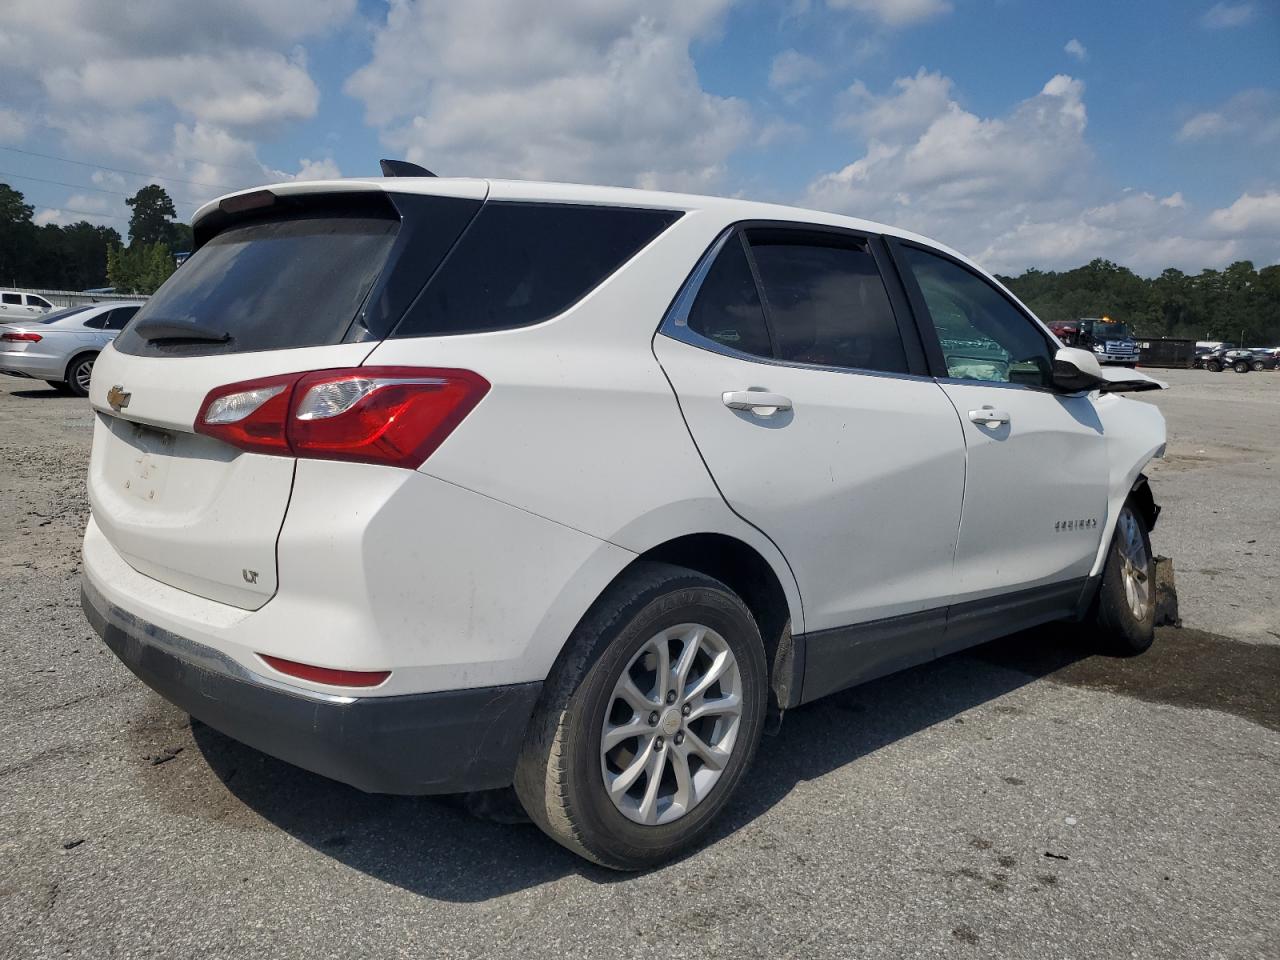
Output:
[{"xmin": 380, "ymin": 158, "xmax": 437, "ymax": 178}]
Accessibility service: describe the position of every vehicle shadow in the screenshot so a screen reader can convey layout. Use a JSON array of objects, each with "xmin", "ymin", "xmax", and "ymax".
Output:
[
  {"xmin": 190, "ymin": 621, "xmax": 1110, "ymax": 902},
  {"xmin": 6, "ymin": 387, "xmax": 69, "ymax": 399}
]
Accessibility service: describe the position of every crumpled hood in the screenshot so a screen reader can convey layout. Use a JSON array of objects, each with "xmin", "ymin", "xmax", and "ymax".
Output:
[{"xmin": 1099, "ymin": 365, "xmax": 1166, "ymax": 392}]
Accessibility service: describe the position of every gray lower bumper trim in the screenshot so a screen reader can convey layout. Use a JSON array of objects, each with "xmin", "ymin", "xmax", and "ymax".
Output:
[{"xmin": 82, "ymin": 578, "xmax": 542, "ymax": 795}]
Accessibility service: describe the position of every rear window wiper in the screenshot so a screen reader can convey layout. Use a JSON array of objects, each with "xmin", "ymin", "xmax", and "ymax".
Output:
[{"xmin": 134, "ymin": 318, "xmax": 232, "ymax": 343}]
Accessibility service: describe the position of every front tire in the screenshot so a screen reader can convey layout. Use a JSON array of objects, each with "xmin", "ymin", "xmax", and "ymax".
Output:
[
  {"xmin": 1091, "ymin": 502, "xmax": 1156, "ymax": 655},
  {"xmin": 1252, "ymin": 360, "xmax": 1264, "ymax": 372},
  {"xmin": 1206, "ymin": 360, "xmax": 1222, "ymax": 372},
  {"xmin": 514, "ymin": 562, "xmax": 768, "ymax": 870},
  {"xmin": 1233, "ymin": 360, "xmax": 1250, "ymax": 373}
]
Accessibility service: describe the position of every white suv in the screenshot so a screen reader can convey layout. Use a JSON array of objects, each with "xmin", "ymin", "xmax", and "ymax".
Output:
[{"xmin": 81, "ymin": 173, "xmax": 1167, "ymax": 869}]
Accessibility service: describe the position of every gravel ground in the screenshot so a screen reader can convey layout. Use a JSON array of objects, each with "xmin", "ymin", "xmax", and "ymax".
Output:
[{"xmin": 1, "ymin": 368, "xmax": 1278, "ymax": 960}]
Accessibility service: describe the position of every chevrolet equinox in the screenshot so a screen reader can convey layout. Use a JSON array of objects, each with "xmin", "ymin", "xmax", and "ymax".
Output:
[{"xmin": 82, "ymin": 169, "xmax": 1167, "ymax": 869}]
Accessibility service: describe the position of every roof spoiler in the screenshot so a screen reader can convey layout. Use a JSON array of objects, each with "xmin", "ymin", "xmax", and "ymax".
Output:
[{"xmin": 380, "ymin": 158, "xmax": 437, "ymax": 178}]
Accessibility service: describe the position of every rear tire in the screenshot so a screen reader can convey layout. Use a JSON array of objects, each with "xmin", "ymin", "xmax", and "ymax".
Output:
[
  {"xmin": 1091, "ymin": 502, "xmax": 1156, "ymax": 655},
  {"xmin": 1252, "ymin": 360, "xmax": 1264, "ymax": 372},
  {"xmin": 64, "ymin": 352, "xmax": 97, "ymax": 397},
  {"xmin": 514, "ymin": 561, "xmax": 768, "ymax": 870},
  {"xmin": 1233, "ymin": 360, "xmax": 1250, "ymax": 373}
]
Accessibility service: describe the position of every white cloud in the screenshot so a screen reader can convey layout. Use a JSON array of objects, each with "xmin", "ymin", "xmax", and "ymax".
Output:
[
  {"xmin": 1177, "ymin": 88, "xmax": 1280, "ymax": 144},
  {"xmin": 817, "ymin": 74, "xmax": 1089, "ymax": 216},
  {"xmin": 0, "ymin": 0, "xmax": 353, "ymax": 216},
  {"xmin": 0, "ymin": 108, "xmax": 26, "ymax": 143},
  {"xmin": 806, "ymin": 71, "xmax": 1278, "ymax": 273},
  {"xmin": 346, "ymin": 0, "xmax": 752, "ymax": 191},
  {"xmin": 45, "ymin": 49, "xmax": 320, "ymax": 129},
  {"xmin": 769, "ymin": 49, "xmax": 826, "ymax": 94},
  {"xmin": 826, "ymin": 0, "xmax": 952, "ymax": 27},
  {"xmin": 33, "ymin": 191, "xmax": 119, "ymax": 228},
  {"xmin": 1201, "ymin": 2, "xmax": 1255, "ymax": 28},
  {"xmin": 1207, "ymin": 191, "xmax": 1280, "ymax": 237},
  {"xmin": 837, "ymin": 68, "xmax": 954, "ymax": 140},
  {"xmin": 289, "ymin": 157, "xmax": 343, "ymax": 181},
  {"xmin": 1064, "ymin": 38, "xmax": 1088, "ymax": 61}
]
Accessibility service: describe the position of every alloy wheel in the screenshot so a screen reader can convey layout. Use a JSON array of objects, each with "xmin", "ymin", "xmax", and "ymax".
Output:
[
  {"xmin": 1117, "ymin": 507, "xmax": 1151, "ymax": 621},
  {"xmin": 599, "ymin": 623, "xmax": 743, "ymax": 826},
  {"xmin": 73, "ymin": 357, "xmax": 94, "ymax": 393}
]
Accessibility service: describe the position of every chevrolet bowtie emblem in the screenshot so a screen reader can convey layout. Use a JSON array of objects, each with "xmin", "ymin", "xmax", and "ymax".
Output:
[{"xmin": 107, "ymin": 385, "xmax": 131, "ymax": 411}]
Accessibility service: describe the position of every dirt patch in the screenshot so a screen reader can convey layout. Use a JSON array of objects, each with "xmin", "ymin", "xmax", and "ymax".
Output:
[{"xmin": 978, "ymin": 626, "xmax": 1280, "ymax": 732}]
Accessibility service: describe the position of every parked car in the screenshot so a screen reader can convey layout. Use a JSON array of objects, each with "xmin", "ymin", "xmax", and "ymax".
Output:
[
  {"xmin": 0, "ymin": 301, "xmax": 143, "ymax": 396},
  {"xmin": 0, "ymin": 290, "xmax": 55, "ymax": 323},
  {"xmin": 1247, "ymin": 348, "xmax": 1279, "ymax": 371},
  {"xmin": 81, "ymin": 171, "xmax": 1168, "ymax": 870},
  {"xmin": 1194, "ymin": 347, "xmax": 1259, "ymax": 372}
]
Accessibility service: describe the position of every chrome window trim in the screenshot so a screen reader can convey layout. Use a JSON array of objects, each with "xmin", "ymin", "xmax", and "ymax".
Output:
[{"xmin": 657, "ymin": 227, "xmax": 935, "ymax": 385}]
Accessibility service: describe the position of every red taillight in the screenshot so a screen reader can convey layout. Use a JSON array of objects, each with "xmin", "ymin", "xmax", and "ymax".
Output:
[
  {"xmin": 194, "ymin": 366, "xmax": 489, "ymax": 469},
  {"xmin": 259, "ymin": 654, "xmax": 390, "ymax": 688},
  {"xmin": 193, "ymin": 372, "xmax": 298, "ymax": 455},
  {"xmin": 2, "ymin": 332, "xmax": 42, "ymax": 342}
]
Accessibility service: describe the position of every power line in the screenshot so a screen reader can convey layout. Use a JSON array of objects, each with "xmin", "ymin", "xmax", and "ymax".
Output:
[
  {"xmin": 7, "ymin": 118, "xmax": 278, "ymax": 179},
  {"xmin": 37, "ymin": 206, "xmax": 130, "ymax": 223},
  {"xmin": 0, "ymin": 170, "xmax": 205, "ymax": 207},
  {"xmin": 0, "ymin": 144, "xmax": 249, "ymax": 191}
]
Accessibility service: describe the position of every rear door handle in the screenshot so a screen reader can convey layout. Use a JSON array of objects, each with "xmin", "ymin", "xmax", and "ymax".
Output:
[
  {"xmin": 723, "ymin": 391, "xmax": 793, "ymax": 416},
  {"xmin": 968, "ymin": 407, "xmax": 1010, "ymax": 427}
]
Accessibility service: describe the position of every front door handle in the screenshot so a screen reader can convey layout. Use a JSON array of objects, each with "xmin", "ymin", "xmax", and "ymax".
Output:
[
  {"xmin": 968, "ymin": 407, "xmax": 1010, "ymax": 427},
  {"xmin": 723, "ymin": 391, "xmax": 793, "ymax": 416}
]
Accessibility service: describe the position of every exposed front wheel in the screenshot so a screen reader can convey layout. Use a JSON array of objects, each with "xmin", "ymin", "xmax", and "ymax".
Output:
[
  {"xmin": 1233, "ymin": 360, "xmax": 1250, "ymax": 373},
  {"xmin": 1206, "ymin": 360, "xmax": 1222, "ymax": 372},
  {"xmin": 514, "ymin": 562, "xmax": 767, "ymax": 870},
  {"xmin": 1091, "ymin": 502, "xmax": 1156, "ymax": 655}
]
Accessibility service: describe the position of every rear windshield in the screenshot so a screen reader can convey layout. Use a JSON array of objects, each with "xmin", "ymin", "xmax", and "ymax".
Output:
[
  {"xmin": 113, "ymin": 211, "xmax": 399, "ymax": 357},
  {"xmin": 40, "ymin": 305, "xmax": 93, "ymax": 323},
  {"xmin": 392, "ymin": 203, "xmax": 680, "ymax": 338}
]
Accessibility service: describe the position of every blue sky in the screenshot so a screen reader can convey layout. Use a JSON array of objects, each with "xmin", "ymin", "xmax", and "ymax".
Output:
[{"xmin": 1, "ymin": 0, "xmax": 1277, "ymax": 274}]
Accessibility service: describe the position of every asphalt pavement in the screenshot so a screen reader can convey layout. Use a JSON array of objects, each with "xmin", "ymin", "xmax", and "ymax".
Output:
[{"xmin": 1, "ymin": 367, "xmax": 1277, "ymax": 960}]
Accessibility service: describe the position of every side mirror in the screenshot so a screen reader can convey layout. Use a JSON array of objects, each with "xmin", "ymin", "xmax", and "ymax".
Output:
[{"xmin": 1051, "ymin": 347, "xmax": 1106, "ymax": 392}]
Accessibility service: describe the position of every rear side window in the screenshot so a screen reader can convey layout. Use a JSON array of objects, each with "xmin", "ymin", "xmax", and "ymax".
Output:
[
  {"xmin": 114, "ymin": 208, "xmax": 401, "ymax": 357},
  {"xmin": 83, "ymin": 314, "xmax": 107, "ymax": 329},
  {"xmin": 393, "ymin": 203, "xmax": 679, "ymax": 338},
  {"xmin": 104, "ymin": 306, "xmax": 140, "ymax": 330},
  {"xmin": 747, "ymin": 234, "xmax": 908, "ymax": 374},
  {"xmin": 685, "ymin": 235, "xmax": 772, "ymax": 357},
  {"xmin": 1, "ymin": 293, "xmax": 19, "ymax": 305}
]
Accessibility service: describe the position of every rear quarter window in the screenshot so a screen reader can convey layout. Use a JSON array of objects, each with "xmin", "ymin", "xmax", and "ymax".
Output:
[{"xmin": 392, "ymin": 203, "xmax": 680, "ymax": 338}]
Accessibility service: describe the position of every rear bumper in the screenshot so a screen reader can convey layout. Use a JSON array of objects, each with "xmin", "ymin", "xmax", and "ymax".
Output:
[
  {"xmin": 0, "ymin": 350, "xmax": 63, "ymax": 379},
  {"xmin": 83, "ymin": 577, "xmax": 542, "ymax": 795}
]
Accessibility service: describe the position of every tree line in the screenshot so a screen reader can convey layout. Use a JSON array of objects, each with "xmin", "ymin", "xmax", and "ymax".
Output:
[
  {"xmin": 0, "ymin": 182, "xmax": 192, "ymax": 295},
  {"xmin": 2, "ymin": 178, "xmax": 1278, "ymax": 343},
  {"xmin": 999, "ymin": 258, "xmax": 1280, "ymax": 346}
]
